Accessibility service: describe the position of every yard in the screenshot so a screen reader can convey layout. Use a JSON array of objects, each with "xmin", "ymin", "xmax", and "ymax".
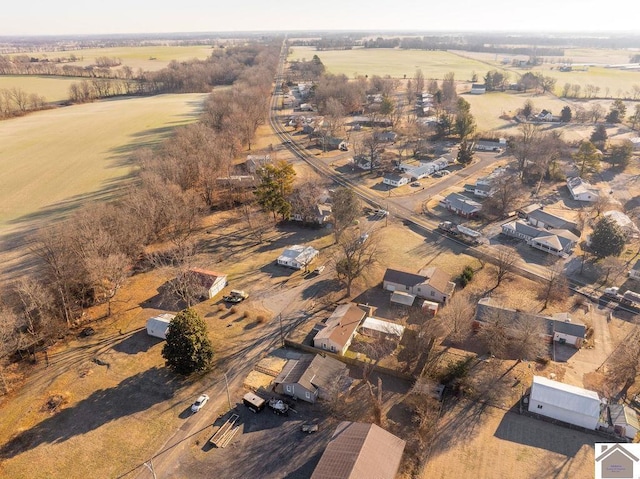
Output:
[{"xmin": 423, "ymin": 401, "xmax": 597, "ymax": 479}]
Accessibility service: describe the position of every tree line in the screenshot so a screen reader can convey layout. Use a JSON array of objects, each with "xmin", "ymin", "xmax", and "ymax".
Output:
[{"xmin": 0, "ymin": 42, "xmax": 279, "ymax": 388}]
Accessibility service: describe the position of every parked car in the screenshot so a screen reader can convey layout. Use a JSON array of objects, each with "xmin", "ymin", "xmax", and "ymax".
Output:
[
  {"xmin": 358, "ymin": 233, "xmax": 369, "ymax": 244},
  {"xmin": 301, "ymin": 423, "xmax": 319, "ymax": 433},
  {"xmin": 372, "ymin": 209, "xmax": 388, "ymax": 217},
  {"xmin": 223, "ymin": 290, "xmax": 249, "ymax": 303},
  {"xmin": 411, "ymin": 182, "xmax": 420, "ymax": 187},
  {"xmin": 191, "ymin": 394, "xmax": 209, "ymax": 413},
  {"xmin": 313, "ymin": 265, "xmax": 325, "ymax": 274}
]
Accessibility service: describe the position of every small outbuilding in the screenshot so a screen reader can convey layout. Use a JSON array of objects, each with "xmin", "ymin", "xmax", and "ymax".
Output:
[
  {"xmin": 277, "ymin": 245, "xmax": 319, "ymax": 270},
  {"xmin": 188, "ymin": 268, "xmax": 227, "ymax": 299},
  {"xmin": 609, "ymin": 404, "xmax": 640, "ymax": 440},
  {"xmin": 528, "ymin": 375, "xmax": 603, "ymax": 430},
  {"xmin": 360, "ymin": 317, "xmax": 404, "ymax": 339},
  {"xmin": 146, "ymin": 313, "xmax": 176, "ymax": 340}
]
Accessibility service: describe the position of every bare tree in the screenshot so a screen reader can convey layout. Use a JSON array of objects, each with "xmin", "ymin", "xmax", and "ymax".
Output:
[
  {"xmin": 511, "ymin": 313, "xmax": 546, "ymax": 361},
  {"xmin": 435, "ymin": 292, "xmax": 475, "ymax": 344},
  {"xmin": 605, "ymin": 327, "xmax": 640, "ymax": 400},
  {"xmin": 240, "ymin": 202, "xmax": 272, "ymax": 244},
  {"xmin": 331, "ymin": 187, "xmax": 361, "ymax": 242},
  {"xmin": 484, "ymin": 173, "xmax": 524, "ymax": 218},
  {"xmin": 476, "ymin": 306, "xmax": 512, "ymax": 358},
  {"xmin": 493, "ymin": 246, "xmax": 518, "ymax": 289},
  {"xmin": 336, "ymin": 229, "xmax": 380, "ymax": 297},
  {"xmin": 539, "ymin": 262, "xmax": 569, "ymax": 309}
]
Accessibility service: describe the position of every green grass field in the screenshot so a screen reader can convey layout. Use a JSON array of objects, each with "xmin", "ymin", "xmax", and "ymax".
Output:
[
  {"xmin": 28, "ymin": 45, "xmax": 213, "ymax": 72},
  {"xmin": 288, "ymin": 46, "xmax": 507, "ymax": 80},
  {"xmin": 0, "ymin": 93, "xmax": 206, "ymax": 230},
  {"xmin": 0, "ymin": 75, "xmax": 80, "ymax": 103}
]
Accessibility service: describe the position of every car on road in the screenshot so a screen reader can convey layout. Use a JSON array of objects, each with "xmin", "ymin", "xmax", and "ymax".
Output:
[
  {"xmin": 191, "ymin": 394, "xmax": 209, "ymax": 413},
  {"xmin": 358, "ymin": 233, "xmax": 369, "ymax": 244},
  {"xmin": 223, "ymin": 290, "xmax": 249, "ymax": 303}
]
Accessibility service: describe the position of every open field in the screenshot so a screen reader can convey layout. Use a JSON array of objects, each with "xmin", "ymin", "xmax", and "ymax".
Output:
[
  {"xmin": 423, "ymin": 402, "xmax": 596, "ymax": 479},
  {"xmin": 288, "ymin": 46, "xmax": 510, "ymax": 80},
  {"xmin": 25, "ymin": 45, "xmax": 213, "ymax": 72},
  {"xmin": 0, "ymin": 75, "xmax": 80, "ymax": 103},
  {"xmin": 0, "ymin": 93, "xmax": 206, "ymax": 232}
]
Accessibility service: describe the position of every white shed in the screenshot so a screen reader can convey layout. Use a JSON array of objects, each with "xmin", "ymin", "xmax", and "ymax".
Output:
[
  {"xmin": 528, "ymin": 376, "xmax": 602, "ymax": 430},
  {"xmin": 146, "ymin": 313, "xmax": 175, "ymax": 340}
]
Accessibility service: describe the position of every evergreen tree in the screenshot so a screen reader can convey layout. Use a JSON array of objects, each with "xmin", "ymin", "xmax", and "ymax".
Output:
[
  {"xmin": 162, "ymin": 308, "xmax": 214, "ymax": 375},
  {"xmin": 560, "ymin": 106, "xmax": 572, "ymax": 122},
  {"xmin": 254, "ymin": 160, "xmax": 296, "ymax": 221},
  {"xmin": 590, "ymin": 217, "xmax": 626, "ymax": 258}
]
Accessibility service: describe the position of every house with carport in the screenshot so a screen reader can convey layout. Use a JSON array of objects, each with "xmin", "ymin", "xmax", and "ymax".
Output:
[
  {"xmin": 277, "ymin": 245, "xmax": 319, "ymax": 270},
  {"xmin": 313, "ymin": 303, "xmax": 369, "ymax": 355},
  {"xmin": 383, "ymin": 267, "xmax": 455, "ymax": 304}
]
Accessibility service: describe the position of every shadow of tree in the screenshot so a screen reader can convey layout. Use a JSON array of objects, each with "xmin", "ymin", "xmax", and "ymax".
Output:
[
  {"xmin": 0, "ymin": 367, "xmax": 180, "ymax": 460},
  {"xmin": 112, "ymin": 329, "xmax": 161, "ymax": 355}
]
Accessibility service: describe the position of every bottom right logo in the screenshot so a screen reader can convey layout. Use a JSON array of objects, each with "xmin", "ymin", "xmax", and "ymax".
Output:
[{"xmin": 595, "ymin": 443, "xmax": 640, "ymax": 479}]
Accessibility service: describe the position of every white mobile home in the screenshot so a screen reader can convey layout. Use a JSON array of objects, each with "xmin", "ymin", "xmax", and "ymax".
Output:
[
  {"xmin": 528, "ymin": 376, "xmax": 602, "ymax": 430},
  {"xmin": 146, "ymin": 313, "xmax": 176, "ymax": 340}
]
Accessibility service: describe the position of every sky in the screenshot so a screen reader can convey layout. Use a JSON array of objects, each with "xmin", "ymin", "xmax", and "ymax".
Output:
[{"xmin": 2, "ymin": 0, "xmax": 638, "ymax": 36}]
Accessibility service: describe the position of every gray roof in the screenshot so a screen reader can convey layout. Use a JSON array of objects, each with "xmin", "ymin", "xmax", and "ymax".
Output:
[
  {"xmin": 526, "ymin": 208, "xmax": 578, "ymax": 231},
  {"xmin": 444, "ymin": 192, "xmax": 482, "ymax": 215},
  {"xmin": 476, "ymin": 298, "xmax": 585, "ymax": 340},
  {"xmin": 610, "ymin": 404, "xmax": 640, "ymax": 431},
  {"xmin": 274, "ymin": 354, "xmax": 348, "ymax": 391},
  {"xmin": 311, "ymin": 422, "xmax": 406, "ymax": 479},
  {"xmin": 383, "ymin": 268, "xmax": 425, "ymax": 287}
]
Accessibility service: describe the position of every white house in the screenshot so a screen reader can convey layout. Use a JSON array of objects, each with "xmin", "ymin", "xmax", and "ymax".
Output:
[
  {"xmin": 604, "ymin": 210, "xmax": 640, "ymax": 238},
  {"xmin": 566, "ymin": 177, "xmax": 599, "ymax": 202},
  {"xmin": 528, "ymin": 376, "xmax": 603, "ymax": 430},
  {"xmin": 383, "ymin": 172, "xmax": 410, "ymax": 187},
  {"xmin": 277, "ymin": 245, "xmax": 319, "ymax": 270},
  {"xmin": 146, "ymin": 313, "xmax": 175, "ymax": 340},
  {"xmin": 469, "ymin": 83, "xmax": 486, "ymax": 94},
  {"xmin": 475, "ymin": 139, "xmax": 506, "ymax": 152}
]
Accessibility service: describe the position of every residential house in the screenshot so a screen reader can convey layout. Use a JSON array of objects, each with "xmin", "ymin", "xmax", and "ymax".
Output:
[
  {"xmin": 311, "ymin": 422, "xmax": 406, "ymax": 479},
  {"xmin": 630, "ymin": 259, "xmax": 640, "ymax": 280},
  {"xmin": 374, "ymin": 131, "xmax": 398, "ymax": 143},
  {"xmin": 347, "ymin": 116, "xmax": 392, "ymax": 128},
  {"xmin": 274, "ymin": 354, "xmax": 348, "ymax": 403},
  {"xmin": 146, "ymin": 313, "xmax": 175, "ymax": 340},
  {"xmin": 523, "ymin": 206, "xmax": 579, "ymax": 233},
  {"xmin": 187, "ymin": 268, "xmax": 228, "ymax": 299},
  {"xmin": 441, "ymin": 192, "xmax": 482, "ymax": 218},
  {"xmin": 404, "ymin": 163, "xmax": 433, "ymax": 180},
  {"xmin": 604, "ymin": 210, "xmax": 640, "ymax": 238},
  {"xmin": 245, "ymin": 155, "xmax": 271, "ymax": 173},
  {"xmin": 475, "ymin": 138, "xmax": 506, "ymax": 152},
  {"xmin": 277, "ymin": 245, "xmax": 319, "ymax": 270},
  {"xmin": 529, "ymin": 376, "xmax": 604, "ymax": 430},
  {"xmin": 501, "ymin": 220, "xmax": 579, "ymax": 256},
  {"xmin": 609, "ymin": 404, "xmax": 640, "ymax": 440},
  {"xmin": 467, "ymin": 167, "xmax": 508, "ymax": 198},
  {"xmin": 383, "ymin": 267, "xmax": 455, "ymax": 304},
  {"xmin": 469, "ymin": 83, "xmax": 487, "ymax": 94},
  {"xmin": 476, "ymin": 297, "xmax": 586, "ymax": 347},
  {"xmin": 535, "ymin": 109, "xmax": 555, "ymax": 122},
  {"xmin": 352, "ymin": 155, "xmax": 379, "ymax": 171},
  {"xmin": 292, "ymin": 203, "xmax": 332, "ymax": 225},
  {"xmin": 313, "ymin": 303, "xmax": 369, "ymax": 355},
  {"xmin": 383, "ymin": 172, "xmax": 410, "ymax": 187},
  {"xmin": 317, "ymin": 136, "xmax": 348, "ymax": 151},
  {"xmin": 216, "ymin": 175, "xmax": 256, "ymax": 189},
  {"xmin": 566, "ymin": 177, "xmax": 599, "ymax": 202},
  {"xmin": 359, "ymin": 317, "xmax": 405, "ymax": 339}
]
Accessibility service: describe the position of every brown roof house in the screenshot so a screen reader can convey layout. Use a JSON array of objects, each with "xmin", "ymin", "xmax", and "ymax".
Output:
[
  {"xmin": 186, "ymin": 268, "xmax": 228, "ymax": 299},
  {"xmin": 311, "ymin": 421, "xmax": 406, "ymax": 479},
  {"xmin": 383, "ymin": 267, "xmax": 455, "ymax": 304},
  {"xmin": 313, "ymin": 304, "xmax": 369, "ymax": 355},
  {"xmin": 274, "ymin": 354, "xmax": 348, "ymax": 403}
]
